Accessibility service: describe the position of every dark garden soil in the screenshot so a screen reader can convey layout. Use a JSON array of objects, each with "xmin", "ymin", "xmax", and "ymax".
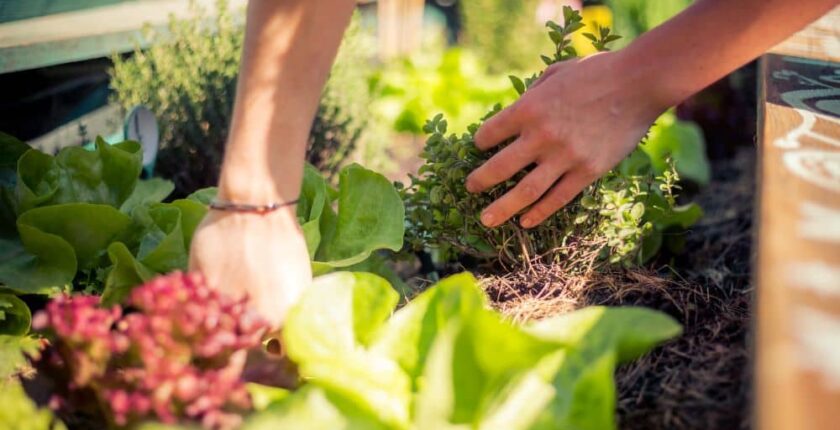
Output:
[{"xmin": 481, "ymin": 148, "xmax": 756, "ymax": 430}]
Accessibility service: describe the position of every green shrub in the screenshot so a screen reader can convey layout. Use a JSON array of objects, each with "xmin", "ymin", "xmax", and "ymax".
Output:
[
  {"xmin": 110, "ymin": 1, "xmax": 370, "ymax": 195},
  {"xmin": 402, "ymin": 8, "xmax": 702, "ymax": 270}
]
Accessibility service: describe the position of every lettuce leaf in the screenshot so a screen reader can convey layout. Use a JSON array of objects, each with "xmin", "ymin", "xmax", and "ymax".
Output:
[
  {"xmin": 0, "ymin": 294, "xmax": 30, "ymax": 336},
  {"xmin": 278, "ymin": 272, "xmax": 681, "ymax": 430},
  {"xmin": 0, "ymin": 378, "xmax": 65, "ymax": 430},
  {"xmin": 16, "ymin": 138, "xmax": 142, "ymax": 213}
]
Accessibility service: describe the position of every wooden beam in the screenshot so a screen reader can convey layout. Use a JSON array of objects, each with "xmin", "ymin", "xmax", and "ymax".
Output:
[
  {"xmin": 755, "ymin": 6, "xmax": 840, "ymax": 430},
  {"xmin": 377, "ymin": 0, "xmax": 425, "ymax": 60},
  {"xmin": 0, "ymin": 0, "xmax": 246, "ymax": 74}
]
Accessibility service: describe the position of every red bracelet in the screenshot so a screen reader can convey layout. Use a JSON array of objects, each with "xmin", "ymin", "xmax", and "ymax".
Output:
[{"xmin": 208, "ymin": 199, "xmax": 299, "ymax": 214}]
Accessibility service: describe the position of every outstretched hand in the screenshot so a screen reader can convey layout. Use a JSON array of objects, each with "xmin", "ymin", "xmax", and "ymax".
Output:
[
  {"xmin": 465, "ymin": 51, "xmax": 665, "ymax": 229},
  {"xmin": 189, "ymin": 207, "xmax": 311, "ymax": 330}
]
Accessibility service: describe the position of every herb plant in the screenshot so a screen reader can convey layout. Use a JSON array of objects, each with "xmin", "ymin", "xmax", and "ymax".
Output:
[
  {"xmin": 110, "ymin": 0, "xmax": 370, "ymax": 194},
  {"xmin": 19, "ymin": 270, "xmax": 679, "ymax": 430},
  {"xmin": 402, "ymin": 7, "xmax": 702, "ymax": 269}
]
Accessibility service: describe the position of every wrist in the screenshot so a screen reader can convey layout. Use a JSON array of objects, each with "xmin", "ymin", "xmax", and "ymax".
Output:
[
  {"xmin": 612, "ymin": 42, "xmax": 683, "ymax": 117},
  {"xmin": 217, "ymin": 160, "xmax": 302, "ymax": 205}
]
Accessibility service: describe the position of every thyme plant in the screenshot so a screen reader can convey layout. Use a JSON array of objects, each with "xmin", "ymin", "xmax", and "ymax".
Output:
[
  {"xmin": 402, "ymin": 7, "xmax": 695, "ymax": 270},
  {"xmin": 110, "ymin": 0, "xmax": 367, "ymax": 194}
]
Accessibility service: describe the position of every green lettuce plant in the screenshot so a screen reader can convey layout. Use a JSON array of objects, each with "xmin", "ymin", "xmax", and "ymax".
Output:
[
  {"xmin": 402, "ymin": 8, "xmax": 703, "ymax": 269},
  {"xmin": 243, "ymin": 271, "xmax": 681, "ymax": 429},
  {"xmin": 0, "ymin": 132, "xmax": 405, "ymax": 379}
]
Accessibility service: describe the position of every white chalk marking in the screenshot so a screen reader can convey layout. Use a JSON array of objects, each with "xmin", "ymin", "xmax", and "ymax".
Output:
[
  {"xmin": 793, "ymin": 307, "xmax": 840, "ymax": 390},
  {"xmin": 787, "ymin": 261, "xmax": 840, "ymax": 297},
  {"xmin": 798, "ymin": 201, "xmax": 840, "ymax": 243}
]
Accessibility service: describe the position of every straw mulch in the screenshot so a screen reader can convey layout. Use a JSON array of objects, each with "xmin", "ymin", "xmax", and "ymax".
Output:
[{"xmin": 482, "ymin": 149, "xmax": 755, "ymax": 430}]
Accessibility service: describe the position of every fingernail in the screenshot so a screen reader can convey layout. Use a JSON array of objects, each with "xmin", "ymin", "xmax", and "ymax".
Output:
[
  {"xmin": 521, "ymin": 217, "xmax": 534, "ymax": 228},
  {"xmin": 481, "ymin": 211, "xmax": 496, "ymax": 227}
]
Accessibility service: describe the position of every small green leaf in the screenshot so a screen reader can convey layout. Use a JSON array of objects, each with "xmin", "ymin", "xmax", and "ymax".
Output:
[
  {"xmin": 101, "ymin": 242, "xmax": 155, "ymax": 306},
  {"xmin": 509, "ymin": 76, "xmax": 526, "ymax": 95},
  {"xmin": 0, "ymin": 294, "xmax": 30, "ymax": 335},
  {"xmin": 186, "ymin": 187, "xmax": 217, "ymax": 205},
  {"xmin": 119, "ymin": 177, "xmax": 174, "ymax": 214},
  {"xmin": 0, "ymin": 335, "xmax": 42, "ymax": 380}
]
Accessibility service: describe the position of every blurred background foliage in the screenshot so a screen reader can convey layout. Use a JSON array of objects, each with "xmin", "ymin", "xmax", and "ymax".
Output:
[
  {"xmin": 108, "ymin": 0, "xmax": 708, "ymax": 192},
  {"xmin": 110, "ymin": 1, "xmax": 375, "ymax": 195}
]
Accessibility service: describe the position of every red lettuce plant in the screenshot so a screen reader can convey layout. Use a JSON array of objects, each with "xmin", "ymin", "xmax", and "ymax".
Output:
[{"xmin": 33, "ymin": 272, "xmax": 269, "ymax": 429}]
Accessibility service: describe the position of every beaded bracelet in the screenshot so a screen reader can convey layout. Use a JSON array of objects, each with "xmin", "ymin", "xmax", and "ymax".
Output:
[{"xmin": 208, "ymin": 199, "xmax": 299, "ymax": 214}]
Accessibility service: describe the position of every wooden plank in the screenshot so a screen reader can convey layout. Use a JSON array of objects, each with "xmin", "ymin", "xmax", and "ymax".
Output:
[
  {"xmin": 755, "ymin": 7, "xmax": 840, "ymax": 430},
  {"xmin": 0, "ymin": 0, "xmax": 130, "ymax": 24},
  {"xmin": 377, "ymin": 0, "xmax": 425, "ymax": 60},
  {"xmin": 29, "ymin": 104, "xmax": 124, "ymax": 154},
  {"xmin": 768, "ymin": 6, "xmax": 840, "ymax": 63},
  {"xmin": 0, "ymin": 0, "xmax": 246, "ymax": 74}
]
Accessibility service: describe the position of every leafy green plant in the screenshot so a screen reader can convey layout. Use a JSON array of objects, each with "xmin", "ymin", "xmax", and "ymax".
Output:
[
  {"xmin": 0, "ymin": 131, "xmax": 406, "ymax": 380},
  {"xmin": 402, "ymin": 8, "xmax": 702, "ymax": 269},
  {"xmin": 110, "ymin": 0, "xmax": 369, "ymax": 194},
  {"xmin": 0, "ymin": 134, "xmax": 210, "ymax": 379},
  {"xmin": 243, "ymin": 271, "xmax": 681, "ymax": 429},
  {"xmin": 369, "ymin": 48, "xmax": 517, "ymax": 135},
  {"xmin": 641, "ymin": 110, "xmax": 711, "ymax": 186}
]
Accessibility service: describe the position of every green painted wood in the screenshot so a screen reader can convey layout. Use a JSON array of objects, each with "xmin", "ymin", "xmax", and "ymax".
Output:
[
  {"xmin": 0, "ymin": 0, "xmax": 132, "ymax": 24},
  {"xmin": 0, "ymin": 0, "xmax": 244, "ymax": 74}
]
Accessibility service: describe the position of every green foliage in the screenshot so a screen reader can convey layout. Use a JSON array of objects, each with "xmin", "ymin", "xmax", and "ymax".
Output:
[
  {"xmin": 244, "ymin": 271, "xmax": 680, "ymax": 429},
  {"xmin": 110, "ymin": 1, "xmax": 369, "ymax": 194},
  {"xmin": 642, "ymin": 111, "xmax": 711, "ymax": 186},
  {"xmin": 370, "ymin": 48, "xmax": 517, "ymax": 136},
  {"xmin": 185, "ymin": 163, "xmax": 405, "ymax": 277},
  {"xmin": 304, "ymin": 164, "xmax": 405, "ymax": 275},
  {"xmin": 459, "ymin": 0, "xmax": 549, "ymax": 73},
  {"xmin": 403, "ymin": 8, "xmax": 701, "ymax": 269},
  {"xmin": 0, "ymin": 335, "xmax": 41, "ymax": 379},
  {"xmin": 604, "ymin": 0, "xmax": 693, "ymax": 45},
  {"xmin": 0, "ymin": 294, "xmax": 30, "ymax": 335},
  {"xmin": 0, "ymin": 135, "xmax": 206, "ymax": 376},
  {"xmin": 0, "ymin": 379, "xmax": 65, "ymax": 430}
]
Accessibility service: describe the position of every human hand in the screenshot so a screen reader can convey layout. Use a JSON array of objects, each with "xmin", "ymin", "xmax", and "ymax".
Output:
[
  {"xmin": 189, "ymin": 206, "xmax": 311, "ymax": 330},
  {"xmin": 465, "ymin": 51, "xmax": 668, "ymax": 229}
]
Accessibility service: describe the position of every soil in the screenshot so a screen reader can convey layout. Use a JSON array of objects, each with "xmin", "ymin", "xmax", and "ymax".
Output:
[{"xmin": 481, "ymin": 148, "xmax": 756, "ymax": 430}]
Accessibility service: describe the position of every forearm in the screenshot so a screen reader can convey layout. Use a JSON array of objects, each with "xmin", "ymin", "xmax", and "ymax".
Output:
[
  {"xmin": 219, "ymin": 0, "xmax": 355, "ymax": 203},
  {"xmin": 619, "ymin": 0, "xmax": 837, "ymax": 110}
]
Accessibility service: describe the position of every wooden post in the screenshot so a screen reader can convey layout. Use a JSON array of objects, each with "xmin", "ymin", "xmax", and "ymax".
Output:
[
  {"xmin": 377, "ymin": 0, "xmax": 424, "ymax": 60},
  {"xmin": 755, "ymin": 6, "xmax": 840, "ymax": 430}
]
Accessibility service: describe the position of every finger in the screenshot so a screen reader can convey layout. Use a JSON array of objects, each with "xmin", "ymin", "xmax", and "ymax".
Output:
[
  {"xmin": 474, "ymin": 99, "xmax": 530, "ymax": 151},
  {"xmin": 479, "ymin": 162, "xmax": 566, "ymax": 227},
  {"xmin": 520, "ymin": 169, "xmax": 595, "ymax": 228},
  {"xmin": 466, "ymin": 136, "xmax": 536, "ymax": 193},
  {"xmin": 527, "ymin": 64, "xmax": 560, "ymax": 91}
]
